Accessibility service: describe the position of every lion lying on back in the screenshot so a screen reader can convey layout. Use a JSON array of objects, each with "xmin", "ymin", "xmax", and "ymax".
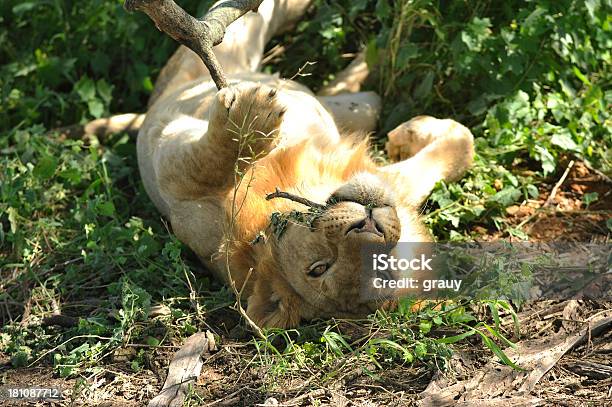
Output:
[{"xmin": 136, "ymin": 0, "xmax": 474, "ymax": 328}]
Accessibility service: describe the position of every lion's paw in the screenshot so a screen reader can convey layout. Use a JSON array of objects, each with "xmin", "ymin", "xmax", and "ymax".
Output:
[
  {"xmin": 209, "ymin": 82, "xmax": 286, "ymax": 145},
  {"xmin": 385, "ymin": 116, "xmax": 439, "ymax": 162},
  {"xmin": 385, "ymin": 115, "xmax": 473, "ymax": 163}
]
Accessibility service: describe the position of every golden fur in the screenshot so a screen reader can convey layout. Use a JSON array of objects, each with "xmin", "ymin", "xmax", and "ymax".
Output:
[{"xmin": 136, "ymin": 0, "xmax": 475, "ymax": 328}]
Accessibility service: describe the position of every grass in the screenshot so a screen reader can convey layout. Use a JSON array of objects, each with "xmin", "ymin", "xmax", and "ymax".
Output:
[{"xmin": 0, "ymin": 0, "xmax": 611, "ymax": 402}]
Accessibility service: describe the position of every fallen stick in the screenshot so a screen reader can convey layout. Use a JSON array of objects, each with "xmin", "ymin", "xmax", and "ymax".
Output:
[
  {"xmin": 148, "ymin": 331, "xmax": 217, "ymax": 407},
  {"xmin": 544, "ymin": 159, "xmax": 574, "ymax": 207},
  {"xmin": 282, "ymin": 388, "xmax": 326, "ymax": 406}
]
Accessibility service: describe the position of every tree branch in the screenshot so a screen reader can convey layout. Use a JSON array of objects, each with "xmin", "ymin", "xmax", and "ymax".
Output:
[
  {"xmin": 124, "ymin": 0, "xmax": 264, "ymax": 90},
  {"xmin": 266, "ymin": 188, "xmax": 327, "ymax": 210}
]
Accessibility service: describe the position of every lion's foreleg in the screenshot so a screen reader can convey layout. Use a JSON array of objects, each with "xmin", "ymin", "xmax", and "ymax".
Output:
[{"xmin": 156, "ymin": 83, "xmax": 286, "ymax": 200}]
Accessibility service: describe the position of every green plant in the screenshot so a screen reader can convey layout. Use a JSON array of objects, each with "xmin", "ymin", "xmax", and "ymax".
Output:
[{"xmin": 0, "ymin": 0, "xmax": 209, "ymax": 131}]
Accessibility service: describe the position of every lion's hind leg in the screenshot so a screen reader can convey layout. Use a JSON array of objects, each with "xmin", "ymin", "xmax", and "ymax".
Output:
[
  {"xmin": 317, "ymin": 91, "xmax": 381, "ymax": 133},
  {"xmin": 381, "ymin": 116, "xmax": 474, "ymax": 207},
  {"xmin": 315, "ymin": 52, "xmax": 381, "ymax": 133},
  {"xmin": 317, "ymin": 52, "xmax": 369, "ymax": 97}
]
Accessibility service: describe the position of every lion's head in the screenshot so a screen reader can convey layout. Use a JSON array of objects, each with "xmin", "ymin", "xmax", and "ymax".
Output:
[{"xmin": 244, "ymin": 161, "xmax": 429, "ymax": 327}]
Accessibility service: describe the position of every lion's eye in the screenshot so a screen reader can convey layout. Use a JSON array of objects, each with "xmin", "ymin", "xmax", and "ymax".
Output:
[{"xmin": 307, "ymin": 261, "xmax": 329, "ymax": 277}]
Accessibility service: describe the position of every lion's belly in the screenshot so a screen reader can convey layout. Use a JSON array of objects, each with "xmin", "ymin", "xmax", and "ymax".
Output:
[{"xmin": 138, "ymin": 72, "xmax": 339, "ymax": 217}]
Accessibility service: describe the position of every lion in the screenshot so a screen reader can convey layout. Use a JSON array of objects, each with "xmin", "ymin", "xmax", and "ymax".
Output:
[{"xmin": 136, "ymin": 0, "xmax": 474, "ymax": 328}]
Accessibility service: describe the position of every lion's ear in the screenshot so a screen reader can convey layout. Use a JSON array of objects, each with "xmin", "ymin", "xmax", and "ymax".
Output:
[{"xmin": 246, "ymin": 269, "xmax": 302, "ymax": 329}]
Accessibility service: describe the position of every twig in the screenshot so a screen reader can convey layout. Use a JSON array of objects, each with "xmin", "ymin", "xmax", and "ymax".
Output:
[
  {"xmin": 266, "ymin": 188, "xmax": 326, "ymax": 210},
  {"xmin": 203, "ymin": 386, "xmax": 248, "ymax": 406},
  {"xmin": 224, "ymin": 123, "xmax": 266, "ymax": 340},
  {"xmin": 261, "ymin": 44, "xmax": 286, "ymax": 65},
  {"xmin": 288, "ymin": 61, "xmax": 317, "ymax": 81},
  {"xmin": 124, "ymin": 0, "xmax": 264, "ymax": 90},
  {"xmin": 544, "ymin": 159, "xmax": 574, "ymax": 207},
  {"xmin": 229, "ymin": 268, "xmax": 265, "ymax": 339},
  {"xmin": 580, "ymin": 159, "xmax": 612, "ymax": 184},
  {"xmin": 281, "ymin": 388, "xmax": 326, "ymax": 406}
]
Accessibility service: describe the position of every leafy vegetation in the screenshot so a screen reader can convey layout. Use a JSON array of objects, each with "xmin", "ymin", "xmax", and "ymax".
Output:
[
  {"xmin": 1, "ymin": 0, "xmax": 211, "ymax": 130},
  {"xmin": 0, "ymin": 0, "xmax": 610, "ymax": 397}
]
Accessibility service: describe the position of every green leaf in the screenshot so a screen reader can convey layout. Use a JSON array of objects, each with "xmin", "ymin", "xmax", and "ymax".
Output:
[
  {"xmin": 476, "ymin": 329, "xmax": 522, "ymax": 370},
  {"xmin": 365, "ymin": 37, "xmax": 379, "ymax": 67},
  {"xmin": 507, "ymin": 227, "xmax": 529, "ymax": 240},
  {"xmin": 321, "ymin": 330, "xmax": 352, "ymax": 356},
  {"xmin": 11, "ymin": 346, "xmax": 31, "ymax": 368},
  {"xmin": 482, "ymin": 323, "xmax": 516, "ymax": 349},
  {"xmin": 526, "ymin": 184, "xmax": 539, "ymax": 198},
  {"xmin": 507, "ymin": 91, "xmax": 531, "ymax": 121},
  {"xmin": 551, "ymin": 131, "xmax": 579, "ymax": 152},
  {"xmin": 348, "ymin": 0, "xmax": 369, "ymax": 19},
  {"xmin": 75, "ymin": 76, "xmax": 96, "ymax": 101},
  {"xmin": 396, "ymin": 43, "xmax": 419, "ymax": 67},
  {"xmin": 419, "ymin": 320, "xmax": 432, "ymax": 334},
  {"xmin": 33, "ymin": 155, "xmax": 58, "ymax": 179},
  {"xmin": 488, "ymin": 302, "xmax": 501, "ymax": 329},
  {"xmin": 461, "ymin": 17, "xmax": 492, "ymax": 51},
  {"xmin": 572, "ymin": 66, "xmax": 591, "ymax": 86},
  {"xmin": 375, "ymin": 0, "xmax": 391, "ymax": 20},
  {"xmin": 12, "ymin": 2, "xmax": 37, "ymax": 15},
  {"xmin": 59, "ymin": 168, "xmax": 82, "ymax": 184},
  {"xmin": 415, "ymin": 342, "xmax": 427, "ymax": 358},
  {"xmin": 142, "ymin": 76, "xmax": 154, "ymax": 92},
  {"xmin": 403, "ymin": 350, "xmax": 414, "ymax": 363},
  {"xmin": 490, "ymin": 187, "xmax": 521, "ymax": 207},
  {"xmin": 96, "ymin": 201, "xmax": 116, "ymax": 217},
  {"xmin": 437, "ymin": 329, "xmax": 476, "ymax": 344},
  {"xmin": 583, "ymin": 192, "xmax": 598, "ymax": 207},
  {"xmin": 7, "ymin": 207, "xmax": 18, "ymax": 234},
  {"xmin": 413, "ymin": 71, "xmax": 434, "ymax": 100},
  {"xmin": 497, "ymin": 301, "xmax": 520, "ymax": 337},
  {"xmin": 88, "ymin": 99, "xmax": 104, "ymax": 118},
  {"xmin": 369, "ymin": 339, "xmax": 414, "ymax": 363},
  {"xmin": 534, "ymin": 146, "xmax": 556, "ymax": 175},
  {"xmin": 145, "ymin": 337, "xmax": 160, "ymax": 347},
  {"xmin": 96, "ymin": 79, "xmax": 113, "ymax": 104}
]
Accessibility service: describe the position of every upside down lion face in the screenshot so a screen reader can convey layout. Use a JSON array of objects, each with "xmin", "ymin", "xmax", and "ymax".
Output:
[{"xmin": 248, "ymin": 173, "xmax": 407, "ymax": 326}]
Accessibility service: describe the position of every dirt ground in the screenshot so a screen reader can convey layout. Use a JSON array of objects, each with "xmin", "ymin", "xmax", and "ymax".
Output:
[{"xmin": 1, "ymin": 161, "xmax": 610, "ymax": 406}]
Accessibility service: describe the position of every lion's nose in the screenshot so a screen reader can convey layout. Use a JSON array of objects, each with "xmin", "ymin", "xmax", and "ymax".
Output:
[{"xmin": 346, "ymin": 209, "xmax": 385, "ymax": 237}]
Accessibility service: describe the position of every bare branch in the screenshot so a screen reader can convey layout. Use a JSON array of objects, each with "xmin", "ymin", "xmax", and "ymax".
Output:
[
  {"xmin": 544, "ymin": 159, "xmax": 574, "ymax": 207},
  {"xmin": 124, "ymin": 0, "xmax": 264, "ymax": 90},
  {"xmin": 266, "ymin": 188, "xmax": 327, "ymax": 210}
]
